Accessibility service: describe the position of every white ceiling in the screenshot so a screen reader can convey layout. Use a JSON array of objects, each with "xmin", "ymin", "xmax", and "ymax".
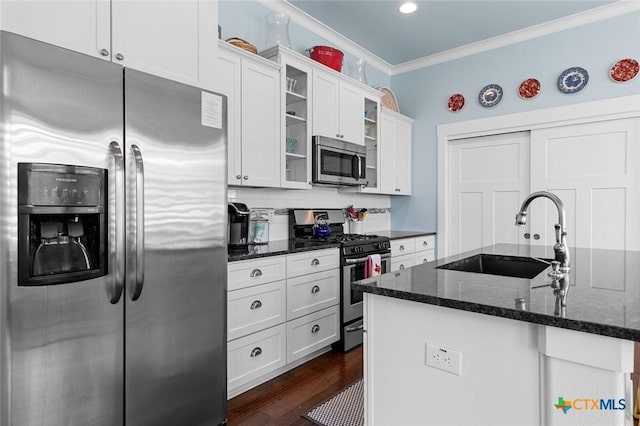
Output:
[{"xmin": 287, "ymin": 0, "xmax": 618, "ymax": 66}]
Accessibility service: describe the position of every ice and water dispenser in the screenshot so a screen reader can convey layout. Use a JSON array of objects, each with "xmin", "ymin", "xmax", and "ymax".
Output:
[{"xmin": 17, "ymin": 163, "xmax": 107, "ymax": 286}]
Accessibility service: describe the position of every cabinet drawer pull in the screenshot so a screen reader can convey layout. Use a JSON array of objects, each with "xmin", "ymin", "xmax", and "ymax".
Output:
[
  {"xmin": 311, "ymin": 324, "xmax": 320, "ymax": 334},
  {"xmin": 250, "ymin": 347, "xmax": 262, "ymax": 358},
  {"xmin": 311, "ymin": 285, "xmax": 320, "ymax": 294},
  {"xmin": 311, "ymin": 258, "xmax": 320, "ymax": 266},
  {"xmin": 100, "ymin": 48, "xmax": 109, "ymax": 57},
  {"xmin": 250, "ymin": 268, "xmax": 262, "ymax": 278},
  {"xmin": 399, "ymin": 245, "xmax": 405, "ymax": 251},
  {"xmin": 423, "ymin": 241, "xmax": 429, "ymax": 247},
  {"xmin": 243, "ymin": 175, "xmax": 249, "ymax": 180},
  {"xmin": 250, "ymin": 300, "xmax": 262, "ymax": 310},
  {"xmin": 399, "ymin": 264, "xmax": 405, "ymax": 270},
  {"xmin": 236, "ymin": 174, "xmax": 242, "ymax": 180},
  {"xmin": 422, "ymin": 258, "xmax": 428, "ymax": 264},
  {"xmin": 115, "ymin": 53, "xmax": 124, "ymax": 61}
]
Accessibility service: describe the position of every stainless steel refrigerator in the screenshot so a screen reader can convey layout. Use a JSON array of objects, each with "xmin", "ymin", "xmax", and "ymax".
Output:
[{"xmin": 0, "ymin": 31, "xmax": 227, "ymax": 425}]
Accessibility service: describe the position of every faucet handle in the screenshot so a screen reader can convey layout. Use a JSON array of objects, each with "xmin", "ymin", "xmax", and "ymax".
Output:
[{"xmin": 548, "ymin": 260, "xmax": 564, "ymax": 281}]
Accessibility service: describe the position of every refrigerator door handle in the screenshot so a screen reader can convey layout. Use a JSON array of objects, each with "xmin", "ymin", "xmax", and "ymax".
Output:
[
  {"xmin": 129, "ymin": 144, "xmax": 145, "ymax": 301},
  {"xmin": 109, "ymin": 141, "xmax": 125, "ymax": 304}
]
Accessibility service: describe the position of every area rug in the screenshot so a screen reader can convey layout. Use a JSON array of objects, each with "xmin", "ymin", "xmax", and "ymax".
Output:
[{"xmin": 302, "ymin": 379, "xmax": 364, "ymax": 426}]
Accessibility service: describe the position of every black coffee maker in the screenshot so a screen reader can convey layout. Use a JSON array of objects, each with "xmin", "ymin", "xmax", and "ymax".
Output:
[{"xmin": 228, "ymin": 202, "xmax": 250, "ymax": 248}]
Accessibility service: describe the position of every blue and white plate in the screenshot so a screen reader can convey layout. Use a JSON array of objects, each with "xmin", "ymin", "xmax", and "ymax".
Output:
[
  {"xmin": 557, "ymin": 67, "xmax": 589, "ymax": 94},
  {"xmin": 478, "ymin": 84, "xmax": 503, "ymax": 107}
]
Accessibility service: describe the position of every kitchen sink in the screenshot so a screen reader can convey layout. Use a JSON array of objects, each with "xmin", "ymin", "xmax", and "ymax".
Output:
[{"xmin": 436, "ymin": 253, "xmax": 551, "ymax": 279}]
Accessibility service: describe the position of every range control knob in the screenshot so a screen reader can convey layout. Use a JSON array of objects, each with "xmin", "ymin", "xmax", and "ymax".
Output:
[{"xmin": 375, "ymin": 242, "xmax": 388, "ymax": 250}]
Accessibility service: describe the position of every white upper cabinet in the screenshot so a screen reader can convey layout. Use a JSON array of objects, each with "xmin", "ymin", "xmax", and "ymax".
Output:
[
  {"xmin": 0, "ymin": 0, "xmax": 218, "ymax": 89},
  {"xmin": 380, "ymin": 109, "xmax": 413, "ymax": 195},
  {"xmin": 312, "ymin": 68, "xmax": 363, "ymax": 145},
  {"xmin": 218, "ymin": 42, "xmax": 281, "ymax": 188}
]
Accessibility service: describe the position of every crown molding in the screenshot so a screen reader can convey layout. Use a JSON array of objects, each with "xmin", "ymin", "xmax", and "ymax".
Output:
[
  {"xmin": 259, "ymin": 1, "xmax": 639, "ymax": 77},
  {"xmin": 392, "ymin": 0, "xmax": 640, "ymax": 76},
  {"xmin": 258, "ymin": 0, "xmax": 393, "ymax": 74}
]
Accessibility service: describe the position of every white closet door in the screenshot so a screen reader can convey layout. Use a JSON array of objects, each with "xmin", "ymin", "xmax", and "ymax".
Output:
[
  {"xmin": 448, "ymin": 132, "xmax": 531, "ymax": 256},
  {"xmin": 530, "ymin": 117, "xmax": 640, "ymax": 251}
]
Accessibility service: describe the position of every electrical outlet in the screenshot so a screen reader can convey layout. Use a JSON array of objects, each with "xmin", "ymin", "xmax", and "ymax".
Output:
[{"xmin": 425, "ymin": 343, "xmax": 462, "ymax": 375}]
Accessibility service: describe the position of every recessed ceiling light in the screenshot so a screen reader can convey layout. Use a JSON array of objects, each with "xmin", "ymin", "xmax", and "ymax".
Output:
[{"xmin": 399, "ymin": 2, "xmax": 418, "ymax": 14}]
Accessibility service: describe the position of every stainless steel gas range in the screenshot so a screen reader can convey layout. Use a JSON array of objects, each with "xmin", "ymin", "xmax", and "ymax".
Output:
[{"xmin": 289, "ymin": 209, "xmax": 390, "ymax": 351}]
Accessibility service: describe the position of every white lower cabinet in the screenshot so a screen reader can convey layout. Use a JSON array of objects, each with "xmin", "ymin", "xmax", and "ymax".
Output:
[
  {"xmin": 390, "ymin": 235, "xmax": 436, "ymax": 271},
  {"xmin": 227, "ymin": 324, "xmax": 287, "ymax": 392},
  {"xmin": 227, "ymin": 248, "xmax": 340, "ymax": 397},
  {"xmin": 287, "ymin": 269, "xmax": 339, "ymax": 320},
  {"xmin": 228, "ymin": 280, "xmax": 286, "ymax": 341},
  {"xmin": 286, "ymin": 305, "xmax": 339, "ymax": 363}
]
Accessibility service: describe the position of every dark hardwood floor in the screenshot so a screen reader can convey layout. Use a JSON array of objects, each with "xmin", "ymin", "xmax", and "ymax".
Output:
[{"xmin": 227, "ymin": 345, "xmax": 363, "ymax": 425}]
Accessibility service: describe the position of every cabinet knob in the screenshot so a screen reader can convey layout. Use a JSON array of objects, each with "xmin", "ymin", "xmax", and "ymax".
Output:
[
  {"xmin": 115, "ymin": 53, "xmax": 124, "ymax": 61},
  {"xmin": 524, "ymin": 233, "xmax": 531, "ymax": 239},
  {"xmin": 399, "ymin": 245, "xmax": 405, "ymax": 251},
  {"xmin": 250, "ymin": 268, "xmax": 262, "ymax": 278},
  {"xmin": 311, "ymin": 324, "xmax": 320, "ymax": 334},
  {"xmin": 250, "ymin": 347, "xmax": 262, "ymax": 358},
  {"xmin": 340, "ymin": 134, "xmax": 344, "ymax": 138},
  {"xmin": 399, "ymin": 264, "xmax": 405, "ymax": 270},
  {"xmin": 100, "ymin": 48, "xmax": 109, "ymax": 57},
  {"xmin": 250, "ymin": 300, "xmax": 262, "ymax": 310},
  {"xmin": 336, "ymin": 133, "xmax": 340, "ymax": 138},
  {"xmin": 533, "ymin": 233, "xmax": 541, "ymax": 240},
  {"xmin": 243, "ymin": 175, "xmax": 249, "ymax": 180},
  {"xmin": 423, "ymin": 241, "xmax": 428, "ymax": 247},
  {"xmin": 236, "ymin": 174, "xmax": 242, "ymax": 180},
  {"xmin": 395, "ymin": 188, "xmax": 401, "ymax": 192},
  {"xmin": 311, "ymin": 285, "xmax": 320, "ymax": 294}
]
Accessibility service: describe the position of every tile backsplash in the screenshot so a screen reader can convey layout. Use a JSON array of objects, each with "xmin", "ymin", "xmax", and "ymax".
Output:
[{"xmin": 228, "ymin": 186, "xmax": 391, "ymax": 241}]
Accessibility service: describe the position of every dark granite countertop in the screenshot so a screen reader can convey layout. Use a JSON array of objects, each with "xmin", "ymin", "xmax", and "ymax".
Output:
[
  {"xmin": 352, "ymin": 243, "xmax": 640, "ymax": 341},
  {"xmin": 373, "ymin": 230, "xmax": 436, "ymax": 240},
  {"xmin": 227, "ymin": 239, "xmax": 340, "ymax": 262}
]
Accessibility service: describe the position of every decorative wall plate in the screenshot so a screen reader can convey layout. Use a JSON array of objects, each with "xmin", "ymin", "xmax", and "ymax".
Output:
[
  {"xmin": 447, "ymin": 93, "xmax": 465, "ymax": 112},
  {"xmin": 518, "ymin": 78, "xmax": 541, "ymax": 99},
  {"xmin": 609, "ymin": 58, "xmax": 639, "ymax": 82},
  {"xmin": 478, "ymin": 84, "xmax": 503, "ymax": 107},
  {"xmin": 557, "ymin": 67, "xmax": 589, "ymax": 93}
]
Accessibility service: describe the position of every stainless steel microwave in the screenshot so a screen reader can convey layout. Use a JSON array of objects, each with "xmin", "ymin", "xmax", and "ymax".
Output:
[{"xmin": 312, "ymin": 136, "xmax": 367, "ymax": 186}]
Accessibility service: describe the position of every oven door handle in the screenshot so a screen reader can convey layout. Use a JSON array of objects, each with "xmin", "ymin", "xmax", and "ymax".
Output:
[{"xmin": 344, "ymin": 253, "xmax": 391, "ymax": 264}]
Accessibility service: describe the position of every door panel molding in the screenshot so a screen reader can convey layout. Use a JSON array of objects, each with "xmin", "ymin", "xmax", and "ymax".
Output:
[{"xmin": 438, "ymin": 94, "xmax": 640, "ymax": 257}]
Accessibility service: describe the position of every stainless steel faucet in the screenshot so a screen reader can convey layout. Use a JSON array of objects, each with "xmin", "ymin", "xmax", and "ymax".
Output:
[{"xmin": 515, "ymin": 191, "xmax": 570, "ymax": 272}]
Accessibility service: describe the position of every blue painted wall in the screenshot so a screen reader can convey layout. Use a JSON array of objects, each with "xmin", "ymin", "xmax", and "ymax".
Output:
[
  {"xmin": 219, "ymin": 2, "xmax": 639, "ymax": 232},
  {"xmin": 390, "ymin": 11, "xmax": 640, "ymax": 232},
  {"xmin": 219, "ymin": 0, "xmax": 391, "ymax": 88}
]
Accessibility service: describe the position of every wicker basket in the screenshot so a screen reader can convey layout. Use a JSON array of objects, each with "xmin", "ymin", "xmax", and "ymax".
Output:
[
  {"xmin": 377, "ymin": 87, "xmax": 399, "ymax": 112},
  {"xmin": 225, "ymin": 37, "xmax": 258, "ymax": 54}
]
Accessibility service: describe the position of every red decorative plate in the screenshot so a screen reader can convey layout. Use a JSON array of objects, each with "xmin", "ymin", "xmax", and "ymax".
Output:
[
  {"xmin": 518, "ymin": 78, "xmax": 541, "ymax": 99},
  {"xmin": 610, "ymin": 58, "xmax": 639, "ymax": 82},
  {"xmin": 447, "ymin": 93, "xmax": 465, "ymax": 112}
]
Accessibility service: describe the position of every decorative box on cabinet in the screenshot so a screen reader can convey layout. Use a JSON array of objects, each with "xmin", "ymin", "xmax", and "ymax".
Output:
[
  {"xmin": 218, "ymin": 42, "xmax": 281, "ymax": 188},
  {"xmin": 0, "ymin": 0, "xmax": 218, "ymax": 89},
  {"xmin": 380, "ymin": 109, "xmax": 413, "ymax": 195},
  {"xmin": 260, "ymin": 45, "xmax": 313, "ymax": 189}
]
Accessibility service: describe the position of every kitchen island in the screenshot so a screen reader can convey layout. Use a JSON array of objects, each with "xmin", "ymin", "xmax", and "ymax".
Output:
[{"xmin": 353, "ymin": 243, "xmax": 639, "ymax": 426}]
